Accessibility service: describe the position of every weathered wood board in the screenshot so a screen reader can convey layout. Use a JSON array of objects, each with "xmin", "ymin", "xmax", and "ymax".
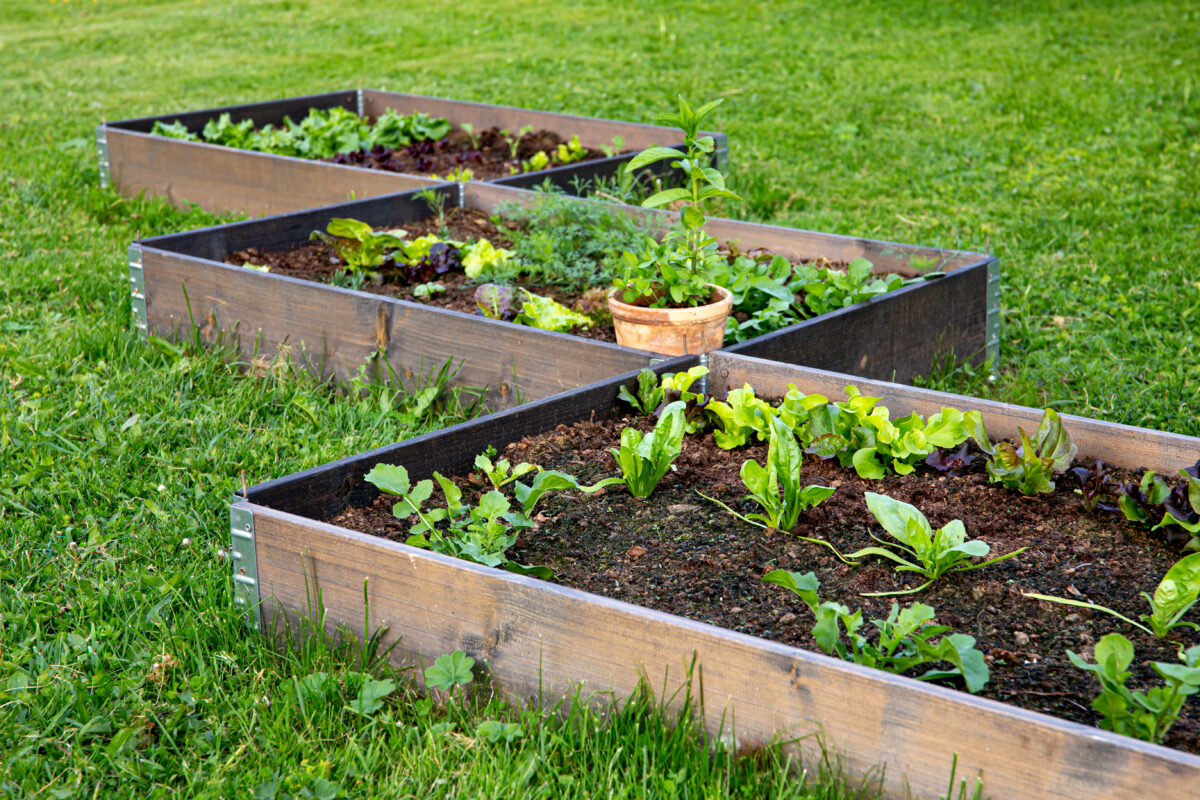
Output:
[
  {"xmin": 99, "ymin": 89, "xmax": 725, "ymax": 216},
  {"xmin": 234, "ymin": 355, "xmax": 1200, "ymax": 800}
]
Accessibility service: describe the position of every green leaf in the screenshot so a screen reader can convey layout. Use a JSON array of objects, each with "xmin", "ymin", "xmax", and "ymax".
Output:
[
  {"xmin": 364, "ymin": 463, "xmax": 410, "ymax": 496},
  {"xmin": 641, "ymin": 187, "xmax": 690, "ymax": 208},
  {"xmin": 625, "ymin": 146, "xmax": 686, "ymax": 173},
  {"xmin": 347, "ymin": 676, "xmax": 396, "ymax": 716},
  {"xmin": 1095, "ymin": 632, "xmax": 1135, "ymax": 672},
  {"xmin": 476, "ymin": 720, "xmax": 524, "ymax": 743},
  {"xmin": 681, "ymin": 205, "xmax": 706, "ymax": 230},
  {"xmin": 424, "ymin": 651, "xmax": 475, "ymax": 690},
  {"xmin": 851, "ymin": 448, "xmax": 885, "ymax": 480}
]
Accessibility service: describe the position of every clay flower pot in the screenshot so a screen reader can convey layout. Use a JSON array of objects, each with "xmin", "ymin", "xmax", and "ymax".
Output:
[{"xmin": 607, "ymin": 285, "xmax": 732, "ymax": 356}]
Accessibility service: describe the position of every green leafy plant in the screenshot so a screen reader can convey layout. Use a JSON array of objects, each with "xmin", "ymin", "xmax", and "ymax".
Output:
[
  {"xmin": 474, "ymin": 453, "xmax": 539, "ymax": 490},
  {"xmin": 310, "ymin": 218, "xmax": 406, "ymax": 276},
  {"xmin": 610, "ymin": 401, "xmax": 687, "ymax": 498},
  {"xmin": 618, "ymin": 368, "xmax": 666, "ymax": 416},
  {"xmin": 416, "ymin": 186, "xmax": 448, "ymax": 228},
  {"xmin": 1067, "ymin": 633, "xmax": 1200, "ymax": 743},
  {"xmin": 618, "ymin": 366, "xmax": 710, "ymax": 432},
  {"xmin": 599, "ymin": 134, "xmax": 625, "ymax": 158},
  {"xmin": 614, "ymin": 97, "xmax": 741, "ymax": 307},
  {"xmin": 411, "ymin": 281, "xmax": 444, "ymax": 300},
  {"xmin": 370, "ymin": 109, "xmax": 451, "ymax": 149},
  {"xmin": 424, "ymin": 651, "xmax": 475, "ymax": 690},
  {"xmin": 362, "ymin": 463, "xmax": 549, "ymax": 577},
  {"xmin": 705, "ymin": 384, "xmax": 775, "ymax": 449},
  {"xmin": 514, "ymin": 290, "xmax": 594, "ymax": 332},
  {"xmin": 702, "ymin": 416, "xmax": 835, "ymax": 533},
  {"xmin": 461, "ymin": 239, "xmax": 516, "ymax": 279},
  {"xmin": 762, "ymin": 570, "xmax": 990, "ymax": 692},
  {"xmin": 1023, "ymin": 552, "xmax": 1200, "ymax": 639},
  {"xmin": 460, "ymin": 122, "xmax": 481, "ymax": 150},
  {"xmin": 849, "ymin": 492, "xmax": 1026, "ymax": 596},
  {"xmin": 973, "ymin": 408, "xmax": 1077, "ymax": 495},
  {"xmin": 499, "ymin": 124, "xmax": 534, "ymax": 159},
  {"xmin": 1117, "ymin": 461, "xmax": 1200, "ymax": 550},
  {"xmin": 793, "ymin": 258, "xmax": 912, "ymax": 317}
]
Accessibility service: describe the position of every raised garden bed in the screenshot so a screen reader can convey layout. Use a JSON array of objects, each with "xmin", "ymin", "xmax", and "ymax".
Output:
[
  {"xmin": 132, "ymin": 182, "xmax": 997, "ymax": 399},
  {"xmin": 99, "ymin": 89, "xmax": 724, "ymax": 217},
  {"xmin": 232, "ymin": 351, "xmax": 1200, "ymax": 799}
]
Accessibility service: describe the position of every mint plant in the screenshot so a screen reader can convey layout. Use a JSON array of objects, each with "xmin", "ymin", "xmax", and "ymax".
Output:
[
  {"xmin": 850, "ymin": 492, "xmax": 1026, "ymax": 596},
  {"xmin": 610, "ymin": 401, "xmax": 687, "ymax": 498},
  {"xmin": 1067, "ymin": 633, "xmax": 1200, "ymax": 744},
  {"xmin": 1023, "ymin": 552, "xmax": 1200, "ymax": 640},
  {"xmin": 614, "ymin": 97, "xmax": 741, "ymax": 307},
  {"xmin": 762, "ymin": 570, "xmax": 990, "ymax": 693}
]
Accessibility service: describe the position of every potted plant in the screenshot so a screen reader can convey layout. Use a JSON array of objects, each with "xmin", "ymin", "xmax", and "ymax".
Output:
[{"xmin": 607, "ymin": 98, "xmax": 740, "ymax": 355}]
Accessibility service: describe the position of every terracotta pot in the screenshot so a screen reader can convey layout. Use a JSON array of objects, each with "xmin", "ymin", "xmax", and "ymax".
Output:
[{"xmin": 607, "ymin": 285, "xmax": 732, "ymax": 356}]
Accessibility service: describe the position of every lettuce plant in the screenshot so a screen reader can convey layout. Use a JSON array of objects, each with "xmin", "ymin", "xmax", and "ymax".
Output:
[
  {"xmin": 618, "ymin": 366, "xmax": 710, "ymax": 432},
  {"xmin": 610, "ymin": 401, "xmax": 687, "ymax": 498},
  {"xmin": 310, "ymin": 218, "xmax": 407, "ymax": 276},
  {"xmin": 850, "ymin": 492, "xmax": 1026, "ymax": 595},
  {"xmin": 762, "ymin": 570, "xmax": 990, "ymax": 693},
  {"xmin": 618, "ymin": 368, "xmax": 665, "ymax": 416},
  {"xmin": 1068, "ymin": 633, "xmax": 1200, "ymax": 744},
  {"xmin": 1023, "ymin": 552, "xmax": 1200, "ymax": 640},
  {"xmin": 793, "ymin": 258, "xmax": 914, "ymax": 317},
  {"xmin": 1117, "ymin": 461, "xmax": 1200, "ymax": 550},
  {"xmin": 706, "ymin": 384, "xmax": 775, "ymax": 449},
  {"xmin": 473, "ymin": 285, "xmax": 593, "ymax": 332},
  {"xmin": 973, "ymin": 408, "xmax": 1077, "ymax": 495}
]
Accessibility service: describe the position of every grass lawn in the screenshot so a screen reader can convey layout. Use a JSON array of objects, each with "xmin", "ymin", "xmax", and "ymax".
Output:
[{"xmin": 1, "ymin": 0, "xmax": 1197, "ymax": 796}]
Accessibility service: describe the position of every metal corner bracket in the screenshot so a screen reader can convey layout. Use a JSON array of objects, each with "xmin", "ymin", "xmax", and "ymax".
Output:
[
  {"xmin": 355, "ymin": 88, "xmax": 364, "ymax": 118},
  {"xmin": 229, "ymin": 501, "xmax": 262, "ymax": 631},
  {"xmin": 985, "ymin": 259, "xmax": 1001, "ymax": 366},
  {"xmin": 96, "ymin": 125, "xmax": 110, "ymax": 189},
  {"xmin": 127, "ymin": 244, "xmax": 148, "ymax": 340}
]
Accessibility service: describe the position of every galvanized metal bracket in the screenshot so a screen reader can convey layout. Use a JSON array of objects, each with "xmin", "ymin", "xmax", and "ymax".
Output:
[
  {"xmin": 457, "ymin": 181, "xmax": 466, "ymax": 207},
  {"xmin": 355, "ymin": 88, "xmax": 364, "ymax": 118},
  {"xmin": 985, "ymin": 259, "xmax": 1001, "ymax": 366},
  {"xmin": 128, "ymin": 244, "xmax": 147, "ymax": 340},
  {"xmin": 96, "ymin": 125, "xmax": 110, "ymax": 189},
  {"xmin": 713, "ymin": 133, "xmax": 730, "ymax": 171},
  {"xmin": 697, "ymin": 352, "xmax": 710, "ymax": 395},
  {"xmin": 229, "ymin": 501, "xmax": 262, "ymax": 631}
]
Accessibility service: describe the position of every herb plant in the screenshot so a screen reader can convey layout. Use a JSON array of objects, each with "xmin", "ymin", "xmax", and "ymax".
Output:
[
  {"xmin": 610, "ymin": 401, "xmax": 688, "ymax": 498},
  {"xmin": 614, "ymin": 97, "xmax": 741, "ymax": 307},
  {"xmin": 363, "ymin": 463, "xmax": 550, "ymax": 578},
  {"xmin": 762, "ymin": 570, "xmax": 990, "ymax": 693},
  {"xmin": 1023, "ymin": 552, "xmax": 1200, "ymax": 639},
  {"xmin": 850, "ymin": 492, "xmax": 1026, "ymax": 596},
  {"xmin": 1067, "ymin": 633, "xmax": 1200, "ymax": 744}
]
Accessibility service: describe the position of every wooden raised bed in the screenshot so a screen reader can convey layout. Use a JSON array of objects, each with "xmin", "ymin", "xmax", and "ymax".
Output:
[
  {"xmin": 98, "ymin": 89, "xmax": 725, "ymax": 217},
  {"xmin": 130, "ymin": 184, "xmax": 662, "ymax": 410},
  {"xmin": 131, "ymin": 182, "xmax": 996, "ymax": 404},
  {"xmin": 231, "ymin": 351, "xmax": 1200, "ymax": 800}
]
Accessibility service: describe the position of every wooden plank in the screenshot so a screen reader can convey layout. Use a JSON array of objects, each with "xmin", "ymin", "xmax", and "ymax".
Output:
[
  {"xmin": 106, "ymin": 128, "xmax": 438, "ymax": 217},
  {"xmin": 108, "ymin": 90, "xmax": 358, "ymax": 133},
  {"xmin": 243, "ymin": 501, "xmax": 1200, "ymax": 800},
  {"xmin": 139, "ymin": 248, "xmax": 660, "ymax": 413},
  {"xmin": 140, "ymin": 184, "xmax": 459, "ymax": 261},
  {"xmin": 708, "ymin": 352, "xmax": 1200, "ymax": 474},
  {"xmin": 722, "ymin": 263, "xmax": 990, "ymax": 383},
  {"xmin": 244, "ymin": 358, "xmax": 696, "ymax": 519}
]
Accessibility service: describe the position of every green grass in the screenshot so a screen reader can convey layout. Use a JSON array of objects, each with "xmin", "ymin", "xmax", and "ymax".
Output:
[{"xmin": 1, "ymin": 0, "xmax": 1197, "ymax": 796}]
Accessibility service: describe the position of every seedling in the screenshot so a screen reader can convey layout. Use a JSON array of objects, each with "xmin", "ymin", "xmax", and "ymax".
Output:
[
  {"xmin": 460, "ymin": 122, "xmax": 481, "ymax": 150},
  {"xmin": 475, "ymin": 453, "xmax": 539, "ymax": 490},
  {"xmin": 762, "ymin": 570, "xmax": 990, "ymax": 693},
  {"xmin": 1068, "ymin": 633, "xmax": 1200, "ymax": 743},
  {"xmin": 610, "ymin": 401, "xmax": 687, "ymax": 498},
  {"xmin": 500, "ymin": 125, "xmax": 533, "ymax": 160},
  {"xmin": 1023, "ymin": 552, "xmax": 1200, "ymax": 639},
  {"xmin": 973, "ymin": 408, "xmax": 1077, "ymax": 495},
  {"xmin": 850, "ymin": 492, "xmax": 1026, "ymax": 595}
]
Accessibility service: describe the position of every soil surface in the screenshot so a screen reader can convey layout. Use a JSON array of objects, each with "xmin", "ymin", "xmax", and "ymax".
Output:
[
  {"xmin": 331, "ymin": 414, "xmax": 1200, "ymax": 755},
  {"xmin": 326, "ymin": 127, "xmax": 615, "ymax": 181}
]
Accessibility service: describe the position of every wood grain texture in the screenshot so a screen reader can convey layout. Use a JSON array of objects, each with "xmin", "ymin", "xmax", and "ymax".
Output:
[
  {"xmin": 242, "ymin": 501, "xmax": 1200, "ymax": 800},
  {"xmin": 106, "ymin": 128, "xmax": 437, "ymax": 217},
  {"xmin": 709, "ymin": 352, "xmax": 1200, "ymax": 473},
  {"xmin": 244, "ymin": 358, "xmax": 697, "ymax": 520},
  {"xmin": 139, "ymin": 247, "xmax": 658, "ymax": 412}
]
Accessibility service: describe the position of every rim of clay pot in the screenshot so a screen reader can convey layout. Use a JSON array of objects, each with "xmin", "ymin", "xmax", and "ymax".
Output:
[{"xmin": 607, "ymin": 285, "xmax": 733, "ymax": 324}]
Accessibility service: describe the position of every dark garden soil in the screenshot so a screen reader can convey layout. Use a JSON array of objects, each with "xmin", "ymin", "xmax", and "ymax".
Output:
[
  {"xmin": 331, "ymin": 413, "xmax": 1200, "ymax": 755},
  {"xmin": 325, "ymin": 127, "xmax": 615, "ymax": 181},
  {"xmin": 229, "ymin": 207, "xmax": 618, "ymax": 343}
]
